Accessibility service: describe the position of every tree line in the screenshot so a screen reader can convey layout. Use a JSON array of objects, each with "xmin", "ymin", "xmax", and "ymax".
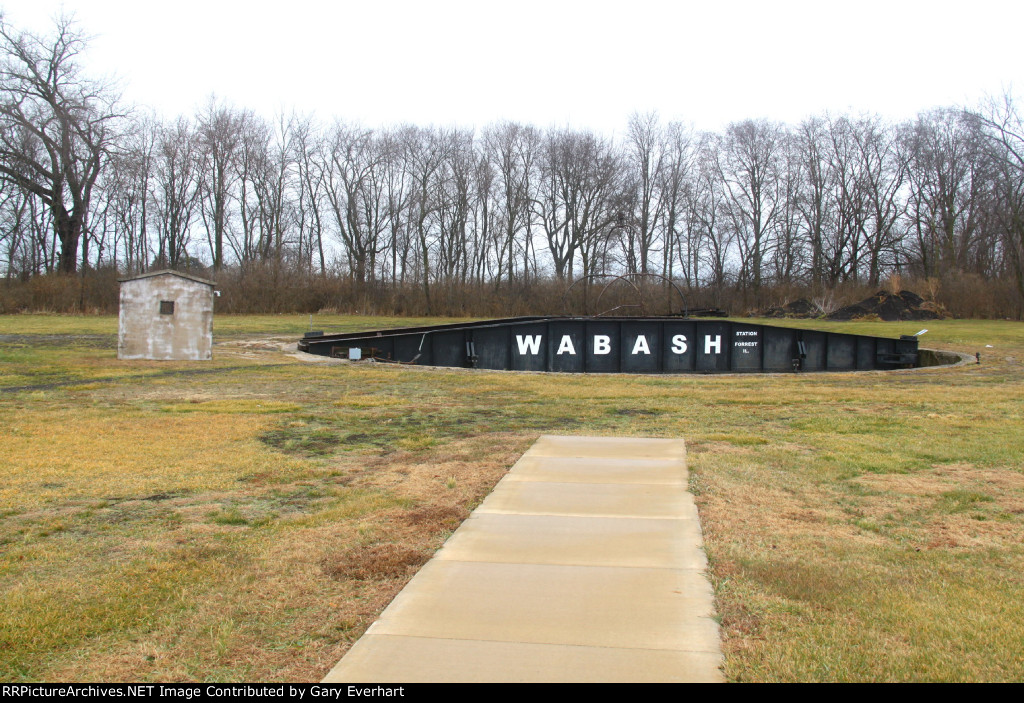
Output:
[{"xmin": 2, "ymin": 16, "xmax": 1024, "ymax": 317}]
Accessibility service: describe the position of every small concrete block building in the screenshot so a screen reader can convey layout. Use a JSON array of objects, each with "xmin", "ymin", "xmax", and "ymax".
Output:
[{"xmin": 118, "ymin": 270, "xmax": 215, "ymax": 361}]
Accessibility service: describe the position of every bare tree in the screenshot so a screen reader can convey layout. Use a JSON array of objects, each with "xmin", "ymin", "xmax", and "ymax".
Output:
[
  {"xmin": 102, "ymin": 116, "xmax": 155, "ymax": 273},
  {"xmin": 716, "ymin": 120, "xmax": 786, "ymax": 293},
  {"xmin": 434, "ymin": 129, "xmax": 476, "ymax": 285},
  {"xmin": 657, "ymin": 121, "xmax": 695, "ymax": 282},
  {"xmin": 794, "ymin": 117, "xmax": 830, "ymax": 289},
  {"xmin": 773, "ymin": 136, "xmax": 803, "ymax": 286},
  {"xmin": 323, "ymin": 122, "xmax": 392, "ymax": 284},
  {"xmin": 235, "ymin": 112, "xmax": 297, "ymax": 266},
  {"xmin": 972, "ymin": 94, "xmax": 1024, "ymax": 306},
  {"xmin": 404, "ymin": 126, "xmax": 450, "ymax": 311},
  {"xmin": 536, "ymin": 129, "xmax": 620, "ymax": 280},
  {"xmin": 823, "ymin": 116, "xmax": 870, "ymax": 284},
  {"xmin": 854, "ymin": 116, "xmax": 908, "ymax": 285},
  {"xmin": 234, "ymin": 114, "xmax": 268, "ymax": 264},
  {"xmin": 483, "ymin": 122, "xmax": 539, "ymax": 286},
  {"xmin": 0, "ymin": 180, "xmax": 47, "ymax": 277},
  {"xmin": 472, "ymin": 135, "xmax": 496, "ymax": 284},
  {"xmin": 622, "ymin": 111, "xmax": 666, "ymax": 274},
  {"xmin": 378, "ymin": 127, "xmax": 413, "ymax": 287},
  {"xmin": 905, "ymin": 109, "xmax": 990, "ymax": 278},
  {"xmin": 687, "ymin": 134, "xmax": 731, "ymax": 294},
  {"xmin": 0, "ymin": 15, "xmax": 121, "ymax": 274},
  {"xmin": 293, "ymin": 116, "xmax": 328, "ymax": 275},
  {"xmin": 152, "ymin": 117, "xmax": 201, "ymax": 268},
  {"xmin": 197, "ymin": 98, "xmax": 245, "ymax": 271}
]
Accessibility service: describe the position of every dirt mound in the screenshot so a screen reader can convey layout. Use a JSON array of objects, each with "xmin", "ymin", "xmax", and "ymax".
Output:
[
  {"xmin": 762, "ymin": 298, "xmax": 822, "ymax": 318},
  {"xmin": 827, "ymin": 290, "xmax": 944, "ymax": 321}
]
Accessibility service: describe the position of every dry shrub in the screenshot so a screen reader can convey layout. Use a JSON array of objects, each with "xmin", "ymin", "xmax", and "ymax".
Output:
[
  {"xmin": 322, "ymin": 543, "xmax": 430, "ymax": 581},
  {"xmin": 0, "ymin": 267, "xmax": 120, "ymax": 313},
  {"xmin": 934, "ymin": 273, "xmax": 1022, "ymax": 319},
  {"xmin": 733, "ymin": 281, "xmax": 882, "ymax": 318},
  {"xmin": 811, "ymin": 291, "xmax": 839, "ymax": 315},
  {"xmin": 764, "ymin": 282, "xmax": 806, "ymax": 308},
  {"xmin": 212, "ymin": 264, "xmax": 351, "ymax": 314},
  {"xmin": 5, "ymin": 262, "xmax": 1022, "ymax": 318},
  {"xmin": 884, "ymin": 272, "xmax": 903, "ymax": 295}
]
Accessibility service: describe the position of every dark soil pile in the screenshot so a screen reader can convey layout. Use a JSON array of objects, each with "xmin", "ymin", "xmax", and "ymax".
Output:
[
  {"xmin": 827, "ymin": 290, "xmax": 944, "ymax": 321},
  {"xmin": 762, "ymin": 298, "xmax": 822, "ymax": 318}
]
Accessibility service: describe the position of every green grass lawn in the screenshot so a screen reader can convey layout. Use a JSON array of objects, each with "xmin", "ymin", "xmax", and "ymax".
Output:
[{"xmin": 1, "ymin": 314, "xmax": 1022, "ymax": 681}]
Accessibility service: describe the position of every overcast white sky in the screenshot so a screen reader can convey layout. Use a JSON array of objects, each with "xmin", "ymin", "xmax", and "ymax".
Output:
[{"xmin": 2, "ymin": 0, "xmax": 1021, "ymax": 135}]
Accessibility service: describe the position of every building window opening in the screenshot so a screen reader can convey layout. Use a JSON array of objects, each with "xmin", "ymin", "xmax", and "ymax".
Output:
[{"xmin": 159, "ymin": 300, "xmax": 175, "ymax": 315}]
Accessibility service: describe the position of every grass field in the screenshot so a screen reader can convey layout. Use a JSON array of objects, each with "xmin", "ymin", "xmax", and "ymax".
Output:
[{"xmin": 1, "ymin": 313, "xmax": 1022, "ymax": 682}]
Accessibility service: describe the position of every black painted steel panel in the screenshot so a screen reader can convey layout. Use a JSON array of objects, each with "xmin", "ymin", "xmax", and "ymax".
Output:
[
  {"xmin": 394, "ymin": 334, "xmax": 422, "ymax": 364},
  {"xmin": 585, "ymin": 320, "xmax": 621, "ymax": 373},
  {"xmin": 511, "ymin": 323, "xmax": 548, "ymax": 372},
  {"xmin": 696, "ymin": 321, "xmax": 731, "ymax": 372},
  {"xmin": 662, "ymin": 321, "xmax": 697, "ymax": 372},
  {"xmin": 800, "ymin": 331, "xmax": 826, "ymax": 370},
  {"xmin": 731, "ymin": 325, "xmax": 762, "ymax": 372},
  {"xmin": 857, "ymin": 336, "xmax": 876, "ymax": 370},
  {"xmin": 548, "ymin": 321, "xmax": 586, "ymax": 373},
  {"xmin": 297, "ymin": 317, "xmax": 918, "ymax": 374},
  {"xmin": 431, "ymin": 331, "xmax": 465, "ymax": 368},
  {"xmin": 827, "ymin": 334, "xmax": 857, "ymax": 370},
  {"xmin": 621, "ymin": 321, "xmax": 661, "ymax": 374},
  {"xmin": 763, "ymin": 326, "xmax": 794, "ymax": 371},
  {"xmin": 472, "ymin": 327, "xmax": 508, "ymax": 370}
]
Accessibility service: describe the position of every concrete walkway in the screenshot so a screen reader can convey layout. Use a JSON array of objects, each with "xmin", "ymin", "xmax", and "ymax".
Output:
[{"xmin": 322, "ymin": 435, "xmax": 723, "ymax": 683}]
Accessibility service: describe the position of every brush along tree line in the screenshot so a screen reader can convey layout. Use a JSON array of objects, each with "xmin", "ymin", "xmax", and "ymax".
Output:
[{"xmin": 1, "ymin": 16, "xmax": 1024, "ymax": 318}]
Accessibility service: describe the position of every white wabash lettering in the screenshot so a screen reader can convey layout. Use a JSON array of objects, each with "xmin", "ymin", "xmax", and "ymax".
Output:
[
  {"xmin": 594, "ymin": 335, "xmax": 611, "ymax": 355},
  {"xmin": 631, "ymin": 335, "xmax": 651, "ymax": 355},
  {"xmin": 704, "ymin": 335, "xmax": 722, "ymax": 354},
  {"xmin": 516, "ymin": 335, "xmax": 542, "ymax": 355},
  {"xmin": 556, "ymin": 335, "xmax": 576, "ymax": 355},
  {"xmin": 671, "ymin": 334, "xmax": 688, "ymax": 354}
]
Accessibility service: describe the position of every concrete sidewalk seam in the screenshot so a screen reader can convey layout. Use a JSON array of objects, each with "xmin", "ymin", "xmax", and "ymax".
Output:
[{"xmin": 352, "ymin": 631, "xmax": 723, "ymax": 654}]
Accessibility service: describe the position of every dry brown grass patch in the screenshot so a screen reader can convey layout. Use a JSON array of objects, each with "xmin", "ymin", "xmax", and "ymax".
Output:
[
  {"xmin": 919, "ymin": 513, "xmax": 1022, "ymax": 549},
  {"xmin": 699, "ymin": 473, "xmax": 883, "ymax": 547},
  {"xmin": 854, "ymin": 463, "xmax": 1024, "ymax": 495},
  {"xmin": 322, "ymin": 544, "xmax": 431, "ymax": 581},
  {"xmin": 851, "ymin": 463, "xmax": 1024, "ymax": 548},
  {"xmin": 720, "ymin": 601, "xmax": 764, "ymax": 641},
  {"xmin": 340, "ymin": 432, "xmax": 529, "ymax": 505},
  {"xmin": 401, "ymin": 503, "xmax": 469, "ymax": 530}
]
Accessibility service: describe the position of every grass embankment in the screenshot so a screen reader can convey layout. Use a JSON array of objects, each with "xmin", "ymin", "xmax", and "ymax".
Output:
[{"xmin": 0, "ymin": 314, "xmax": 1022, "ymax": 681}]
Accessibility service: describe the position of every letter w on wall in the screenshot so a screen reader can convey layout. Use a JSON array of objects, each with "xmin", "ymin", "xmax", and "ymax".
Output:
[{"xmin": 516, "ymin": 335, "xmax": 542, "ymax": 355}]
